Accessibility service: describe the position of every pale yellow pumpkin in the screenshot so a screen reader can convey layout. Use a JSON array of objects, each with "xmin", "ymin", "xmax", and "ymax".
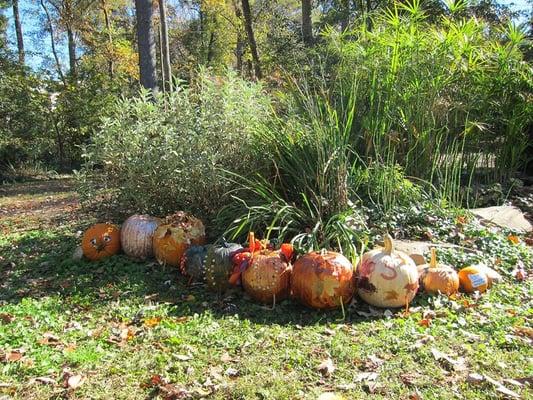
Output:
[
  {"xmin": 420, "ymin": 249, "xmax": 459, "ymax": 296},
  {"xmin": 356, "ymin": 234, "xmax": 419, "ymax": 308}
]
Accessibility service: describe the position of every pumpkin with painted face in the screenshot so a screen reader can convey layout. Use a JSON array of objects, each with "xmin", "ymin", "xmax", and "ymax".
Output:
[
  {"xmin": 81, "ymin": 223, "xmax": 121, "ymax": 261},
  {"xmin": 291, "ymin": 249, "xmax": 355, "ymax": 309},
  {"xmin": 357, "ymin": 234, "xmax": 418, "ymax": 308}
]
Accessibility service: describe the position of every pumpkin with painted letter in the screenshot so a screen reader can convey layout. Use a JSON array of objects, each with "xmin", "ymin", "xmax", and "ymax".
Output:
[
  {"xmin": 81, "ymin": 223, "xmax": 121, "ymax": 261},
  {"xmin": 357, "ymin": 234, "xmax": 418, "ymax": 308},
  {"xmin": 291, "ymin": 249, "xmax": 355, "ymax": 309}
]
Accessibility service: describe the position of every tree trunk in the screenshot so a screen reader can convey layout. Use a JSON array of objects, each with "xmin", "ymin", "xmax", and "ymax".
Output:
[
  {"xmin": 158, "ymin": 23, "xmax": 165, "ymax": 92},
  {"xmin": 158, "ymin": 0, "xmax": 172, "ymax": 92},
  {"xmin": 40, "ymin": 0, "xmax": 65, "ymax": 84},
  {"xmin": 101, "ymin": 0, "xmax": 114, "ymax": 79},
  {"xmin": 232, "ymin": 0, "xmax": 244, "ymax": 74},
  {"xmin": 67, "ymin": 26, "xmax": 76, "ymax": 77},
  {"xmin": 241, "ymin": 0, "xmax": 262, "ymax": 79},
  {"xmin": 301, "ymin": 0, "xmax": 313, "ymax": 46},
  {"xmin": 12, "ymin": 0, "xmax": 24, "ymax": 65},
  {"xmin": 135, "ymin": 0, "xmax": 158, "ymax": 93}
]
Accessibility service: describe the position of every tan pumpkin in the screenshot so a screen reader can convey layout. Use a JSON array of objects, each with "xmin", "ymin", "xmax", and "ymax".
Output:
[
  {"xmin": 242, "ymin": 249, "xmax": 292, "ymax": 304},
  {"xmin": 153, "ymin": 212, "xmax": 205, "ymax": 267},
  {"xmin": 419, "ymin": 249, "xmax": 459, "ymax": 296},
  {"xmin": 458, "ymin": 266, "xmax": 489, "ymax": 293},
  {"xmin": 357, "ymin": 234, "xmax": 419, "ymax": 308},
  {"xmin": 291, "ymin": 250, "xmax": 355, "ymax": 309},
  {"xmin": 81, "ymin": 223, "xmax": 121, "ymax": 261},
  {"xmin": 121, "ymin": 214, "xmax": 161, "ymax": 260}
]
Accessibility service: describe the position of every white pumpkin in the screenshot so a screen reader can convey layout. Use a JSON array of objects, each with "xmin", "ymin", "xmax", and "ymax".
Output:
[
  {"xmin": 357, "ymin": 234, "xmax": 419, "ymax": 308},
  {"xmin": 121, "ymin": 214, "xmax": 161, "ymax": 260}
]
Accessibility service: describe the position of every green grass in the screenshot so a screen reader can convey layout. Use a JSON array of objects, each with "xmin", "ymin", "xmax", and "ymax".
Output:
[{"xmin": 0, "ymin": 180, "xmax": 532, "ymax": 399}]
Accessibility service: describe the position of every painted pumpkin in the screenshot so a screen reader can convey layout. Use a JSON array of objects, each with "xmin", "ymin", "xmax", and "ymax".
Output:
[
  {"xmin": 419, "ymin": 248, "xmax": 459, "ymax": 296},
  {"xmin": 291, "ymin": 250, "xmax": 355, "ymax": 309},
  {"xmin": 242, "ymin": 249, "xmax": 292, "ymax": 304},
  {"xmin": 458, "ymin": 266, "xmax": 489, "ymax": 293},
  {"xmin": 121, "ymin": 214, "xmax": 161, "ymax": 260},
  {"xmin": 153, "ymin": 212, "xmax": 205, "ymax": 267},
  {"xmin": 180, "ymin": 245, "xmax": 209, "ymax": 282},
  {"xmin": 81, "ymin": 223, "xmax": 121, "ymax": 261},
  {"xmin": 204, "ymin": 242, "xmax": 243, "ymax": 293},
  {"xmin": 357, "ymin": 234, "xmax": 418, "ymax": 308}
]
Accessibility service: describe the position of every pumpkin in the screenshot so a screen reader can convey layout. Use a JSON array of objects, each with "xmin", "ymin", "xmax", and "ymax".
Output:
[
  {"xmin": 357, "ymin": 234, "xmax": 418, "ymax": 308},
  {"xmin": 180, "ymin": 245, "xmax": 208, "ymax": 282},
  {"xmin": 121, "ymin": 214, "xmax": 161, "ymax": 260},
  {"xmin": 458, "ymin": 266, "xmax": 489, "ymax": 293},
  {"xmin": 419, "ymin": 248, "xmax": 459, "ymax": 296},
  {"xmin": 241, "ymin": 249, "xmax": 292, "ymax": 304},
  {"xmin": 153, "ymin": 212, "xmax": 205, "ymax": 267},
  {"xmin": 204, "ymin": 241, "xmax": 243, "ymax": 293},
  {"xmin": 81, "ymin": 223, "xmax": 121, "ymax": 261},
  {"xmin": 291, "ymin": 249, "xmax": 355, "ymax": 309}
]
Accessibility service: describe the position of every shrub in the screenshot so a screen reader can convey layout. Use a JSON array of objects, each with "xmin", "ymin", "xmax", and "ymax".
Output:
[{"xmin": 79, "ymin": 70, "xmax": 271, "ymax": 226}]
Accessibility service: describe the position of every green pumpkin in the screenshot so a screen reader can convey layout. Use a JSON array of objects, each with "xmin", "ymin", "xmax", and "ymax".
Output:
[
  {"xmin": 180, "ymin": 245, "xmax": 208, "ymax": 282},
  {"xmin": 204, "ymin": 242, "xmax": 243, "ymax": 293}
]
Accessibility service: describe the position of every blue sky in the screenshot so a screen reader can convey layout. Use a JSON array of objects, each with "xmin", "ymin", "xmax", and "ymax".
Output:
[{"xmin": 2, "ymin": 0, "xmax": 532, "ymax": 72}]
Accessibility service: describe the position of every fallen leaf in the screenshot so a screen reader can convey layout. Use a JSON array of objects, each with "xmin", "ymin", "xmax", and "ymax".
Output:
[
  {"xmin": 4, "ymin": 350, "xmax": 23, "ymax": 362},
  {"xmin": 220, "ymin": 352, "xmax": 233, "ymax": 363},
  {"xmin": 484, "ymin": 375, "xmax": 520, "ymax": 398},
  {"xmin": 66, "ymin": 374, "xmax": 85, "ymax": 390},
  {"xmin": 318, "ymin": 393, "xmax": 345, "ymax": 400},
  {"xmin": 418, "ymin": 318, "xmax": 431, "ymax": 328},
  {"xmin": 317, "ymin": 357, "xmax": 335, "ymax": 377},
  {"xmin": 38, "ymin": 332, "xmax": 61, "ymax": 346},
  {"xmin": 513, "ymin": 326, "xmax": 533, "ymax": 339},
  {"xmin": 33, "ymin": 377, "xmax": 57, "ymax": 385},
  {"xmin": 0, "ymin": 313, "xmax": 14, "ymax": 324},
  {"xmin": 466, "ymin": 373, "xmax": 485, "ymax": 384},
  {"xmin": 430, "ymin": 348, "xmax": 467, "ymax": 372},
  {"xmin": 225, "ymin": 367, "xmax": 239, "ymax": 377},
  {"xmin": 507, "ymin": 235, "xmax": 520, "ymax": 245},
  {"xmin": 144, "ymin": 317, "xmax": 162, "ymax": 328},
  {"xmin": 354, "ymin": 372, "xmax": 378, "ymax": 382},
  {"xmin": 175, "ymin": 354, "xmax": 193, "ymax": 361}
]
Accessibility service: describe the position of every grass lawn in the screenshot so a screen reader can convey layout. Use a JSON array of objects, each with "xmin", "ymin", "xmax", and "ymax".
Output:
[{"xmin": 0, "ymin": 179, "xmax": 531, "ymax": 399}]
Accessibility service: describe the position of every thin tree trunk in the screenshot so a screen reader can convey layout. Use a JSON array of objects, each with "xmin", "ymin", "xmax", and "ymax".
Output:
[
  {"xmin": 40, "ymin": 0, "xmax": 66, "ymax": 84},
  {"xmin": 135, "ymin": 0, "xmax": 158, "ymax": 93},
  {"xmin": 158, "ymin": 23, "xmax": 165, "ymax": 92},
  {"xmin": 206, "ymin": 31, "xmax": 215, "ymax": 64},
  {"xmin": 301, "ymin": 0, "xmax": 313, "ymax": 46},
  {"xmin": 232, "ymin": 0, "xmax": 244, "ymax": 74},
  {"xmin": 158, "ymin": 0, "xmax": 172, "ymax": 92},
  {"xmin": 241, "ymin": 0, "xmax": 262, "ymax": 79},
  {"xmin": 67, "ymin": 26, "xmax": 76, "ymax": 77},
  {"xmin": 365, "ymin": 0, "xmax": 373, "ymax": 31},
  {"xmin": 101, "ymin": 0, "xmax": 114, "ymax": 79},
  {"xmin": 12, "ymin": 0, "xmax": 25, "ymax": 65}
]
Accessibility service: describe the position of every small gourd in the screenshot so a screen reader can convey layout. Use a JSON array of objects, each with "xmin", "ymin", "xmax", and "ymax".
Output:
[
  {"xmin": 81, "ymin": 223, "xmax": 121, "ymax": 261},
  {"xmin": 420, "ymin": 249, "xmax": 459, "ymax": 296},
  {"xmin": 458, "ymin": 266, "xmax": 489, "ymax": 293},
  {"xmin": 357, "ymin": 234, "xmax": 418, "ymax": 308}
]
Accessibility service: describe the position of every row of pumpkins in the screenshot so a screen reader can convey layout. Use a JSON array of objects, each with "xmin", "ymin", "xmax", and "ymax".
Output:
[{"xmin": 81, "ymin": 212, "xmax": 497, "ymax": 309}]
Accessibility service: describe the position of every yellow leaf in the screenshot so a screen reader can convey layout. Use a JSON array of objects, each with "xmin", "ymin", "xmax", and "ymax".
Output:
[
  {"xmin": 144, "ymin": 317, "xmax": 162, "ymax": 328},
  {"xmin": 508, "ymin": 235, "xmax": 520, "ymax": 245}
]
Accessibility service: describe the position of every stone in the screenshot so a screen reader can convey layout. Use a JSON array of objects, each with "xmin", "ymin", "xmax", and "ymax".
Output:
[{"xmin": 471, "ymin": 205, "xmax": 532, "ymax": 233}]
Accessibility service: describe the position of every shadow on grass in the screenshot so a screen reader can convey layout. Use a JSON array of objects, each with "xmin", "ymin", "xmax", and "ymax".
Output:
[
  {"xmin": 0, "ymin": 230, "xmax": 402, "ymax": 327},
  {"xmin": 0, "ymin": 178, "xmax": 75, "ymax": 198}
]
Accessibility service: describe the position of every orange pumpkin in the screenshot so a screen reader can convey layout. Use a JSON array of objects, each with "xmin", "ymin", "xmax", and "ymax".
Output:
[
  {"xmin": 420, "ymin": 249, "xmax": 459, "ymax": 296},
  {"xmin": 458, "ymin": 266, "xmax": 489, "ymax": 293},
  {"xmin": 81, "ymin": 223, "xmax": 121, "ymax": 261},
  {"xmin": 242, "ymin": 250, "xmax": 292, "ymax": 304},
  {"xmin": 357, "ymin": 234, "xmax": 418, "ymax": 308},
  {"xmin": 153, "ymin": 212, "xmax": 205, "ymax": 267},
  {"xmin": 291, "ymin": 250, "xmax": 355, "ymax": 309}
]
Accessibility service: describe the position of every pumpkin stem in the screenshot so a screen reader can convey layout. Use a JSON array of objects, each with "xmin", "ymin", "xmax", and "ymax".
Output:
[
  {"xmin": 320, "ymin": 248, "xmax": 327, "ymax": 256},
  {"xmin": 339, "ymin": 296, "xmax": 346, "ymax": 321},
  {"xmin": 430, "ymin": 248, "xmax": 437, "ymax": 268},
  {"xmin": 383, "ymin": 234, "xmax": 394, "ymax": 255}
]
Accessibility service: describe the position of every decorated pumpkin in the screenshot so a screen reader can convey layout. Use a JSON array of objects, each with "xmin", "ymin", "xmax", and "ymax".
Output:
[
  {"xmin": 180, "ymin": 245, "xmax": 209, "ymax": 283},
  {"xmin": 241, "ymin": 246, "xmax": 293, "ymax": 304},
  {"xmin": 291, "ymin": 249, "xmax": 355, "ymax": 309},
  {"xmin": 153, "ymin": 212, "xmax": 205, "ymax": 267},
  {"xmin": 81, "ymin": 223, "xmax": 121, "ymax": 261},
  {"xmin": 121, "ymin": 214, "xmax": 161, "ymax": 260},
  {"xmin": 419, "ymin": 248, "xmax": 459, "ymax": 296},
  {"xmin": 458, "ymin": 266, "xmax": 489, "ymax": 293},
  {"xmin": 357, "ymin": 234, "xmax": 418, "ymax": 308},
  {"xmin": 204, "ymin": 241, "xmax": 243, "ymax": 293}
]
